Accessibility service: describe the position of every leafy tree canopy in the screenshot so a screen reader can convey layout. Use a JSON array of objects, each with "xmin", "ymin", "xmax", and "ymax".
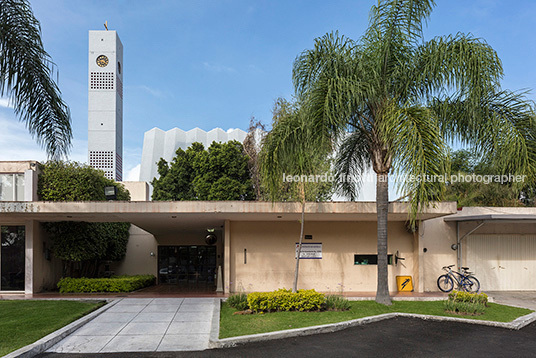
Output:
[
  {"xmin": 152, "ymin": 140, "xmax": 255, "ymax": 201},
  {"xmin": 260, "ymin": 98, "xmax": 334, "ymax": 203},
  {"xmin": 38, "ymin": 161, "xmax": 131, "ymax": 278},
  {"xmin": 445, "ymin": 149, "xmax": 532, "ymax": 207},
  {"xmin": 38, "ymin": 161, "xmax": 130, "ymax": 201}
]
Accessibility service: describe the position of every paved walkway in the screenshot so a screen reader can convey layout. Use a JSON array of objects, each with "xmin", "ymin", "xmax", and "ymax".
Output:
[
  {"xmin": 47, "ymin": 298, "xmax": 217, "ymax": 353},
  {"xmin": 487, "ymin": 291, "xmax": 536, "ymax": 310}
]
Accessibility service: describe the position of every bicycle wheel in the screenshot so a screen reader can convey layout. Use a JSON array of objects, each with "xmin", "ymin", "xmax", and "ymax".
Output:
[
  {"xmin": 437, "ymin": 274, "xmax": 454, "ymax": 292},
  {"xmin": 462, "ymin": 276, "xmax": 480, "ymax": 293}
]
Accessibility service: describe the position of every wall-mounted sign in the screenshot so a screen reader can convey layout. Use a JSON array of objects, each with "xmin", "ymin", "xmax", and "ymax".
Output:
[{"xmin": 295, "ymin": 242, "xmax": 322, "ymax": 259}]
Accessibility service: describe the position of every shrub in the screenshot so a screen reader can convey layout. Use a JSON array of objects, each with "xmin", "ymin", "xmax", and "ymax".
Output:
[
  {"xmin": 325, "ymin": 295, "xmax": 351, "ymax": 311},
  {"xmin": 444, "ymin": 290, "xmax": 488, "ymax": 315},
  {"xmin": 247, "ymin": 288, "xmax": 326, "ymax": 313},
  {"xmin": 57, "ymin": 275, "xmax": 155, "ymax": 293},
  {"xmin": 227, "ymin": 293, "xmax": 248, "ymax": 311}
]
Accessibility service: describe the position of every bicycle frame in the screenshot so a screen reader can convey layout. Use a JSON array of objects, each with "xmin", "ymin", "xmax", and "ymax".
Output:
[{"xmin": 445, "ymin": 267, "xmax": 472, "ymax": 290}]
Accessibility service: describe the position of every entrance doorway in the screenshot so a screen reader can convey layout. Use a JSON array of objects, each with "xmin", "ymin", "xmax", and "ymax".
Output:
[
  {"xmin": 1, "ymin": 226, "xmax": 25, "ymax": 291},
  {"xmin": 158, "ymin": 245, "xmax": 217, "ymax": 291}
]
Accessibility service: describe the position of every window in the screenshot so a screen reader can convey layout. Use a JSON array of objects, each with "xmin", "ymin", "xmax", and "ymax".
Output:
[
  {"xmin": 0, "ymin": 174, "xmax": 24, "ymax": 201},
  {"xmin": 354, "ymin": 254, "xmax": 393, "ymax": 265}
]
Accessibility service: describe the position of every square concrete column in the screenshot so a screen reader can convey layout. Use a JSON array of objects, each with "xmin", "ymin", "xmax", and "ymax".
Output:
[
  {"xmin": 224, "ymin": 220, "xmax": 231, "ymax": 294},
  {"xmin": 24, "ymin": 220, "xmax": 34, "ymax": 294}
]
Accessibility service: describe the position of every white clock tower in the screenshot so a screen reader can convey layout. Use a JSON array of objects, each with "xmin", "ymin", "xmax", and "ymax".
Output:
[{"xmin": 88, "ymin": 30, "xmax": 123, "ymax": 181}]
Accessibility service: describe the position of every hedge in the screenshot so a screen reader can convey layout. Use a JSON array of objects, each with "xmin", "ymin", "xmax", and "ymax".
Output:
[
  {"xmin": 57, "ymin": 275, "xmax": 155, "ymax": 293},
  {"xmin": 247, "ymin": 288, "xmax": 326, "ymax": 312}
]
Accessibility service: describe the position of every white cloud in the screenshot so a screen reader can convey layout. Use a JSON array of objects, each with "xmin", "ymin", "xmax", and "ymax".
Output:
[{"xmin": 125, "ymin": 164, "xmax": 141, "ymax": 181}]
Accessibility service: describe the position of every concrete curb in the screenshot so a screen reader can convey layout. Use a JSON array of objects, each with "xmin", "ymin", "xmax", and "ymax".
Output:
[
  {"xmin": 347, "ymin": 296, "xmax": 449, "ymax": 302},
  {"xmin": 208, "ymin": 298, "xmax": 222, "ymax": 348},
  {"xmin": 2, "ymin": 298, "xmax": 120, "ymax": 358},
  {"xmin": 209, "ymin": 306, "xmax": 536, "ymax": 349}
]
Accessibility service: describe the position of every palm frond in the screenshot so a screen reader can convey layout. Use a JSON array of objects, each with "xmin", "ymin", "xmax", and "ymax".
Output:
[
  {"xmin": 433, "ymin": 90, "xmax": 536, "ymax": 180},
  {"xmin": 379, "ymin": 103, "xmax": 448, "ymax": 219},
  {"xmin": 365, "ymin": 0, "xmax": 435, "ymax": 46},
  {"xmin": 411, "ymin": 33, "xmax": 503, "ymax": 101},
  {"xmin": 0, "ymin": 0, "xmax": 72, "ymax": 159},
  {"xmin": 334, "ymin": 129, "xmax": 371, "ymax": 201}
]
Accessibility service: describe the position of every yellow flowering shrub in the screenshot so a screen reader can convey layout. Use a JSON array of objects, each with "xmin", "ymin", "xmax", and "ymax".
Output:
[{"xmin": 247, "ymin": 288, "xmax": 326, "ymax": 313}]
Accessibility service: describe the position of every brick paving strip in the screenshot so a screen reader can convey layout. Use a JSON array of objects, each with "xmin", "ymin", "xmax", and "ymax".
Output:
[{"xmin": 45, "ymin": 298, "xmax": 217, "ymax": 353}]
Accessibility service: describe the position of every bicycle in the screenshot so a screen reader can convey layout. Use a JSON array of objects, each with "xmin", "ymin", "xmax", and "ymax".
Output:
[{"xmin": 437, "ymin": 264, "xmax": 480, "ymax": 293}]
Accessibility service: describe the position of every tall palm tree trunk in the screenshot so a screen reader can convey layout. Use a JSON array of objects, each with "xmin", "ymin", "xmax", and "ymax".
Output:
[
  {"xmin": 376, "ymin": 173, "xmax": 391, "ymax": 305},
  {"xmin": 293, "ymin": 183, "xmax": 306, "ymax": 293}
]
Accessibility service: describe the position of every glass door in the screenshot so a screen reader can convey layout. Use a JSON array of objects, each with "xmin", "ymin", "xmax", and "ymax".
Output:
[
  {"xmin": 158, "ymin": 245, "xmax": 217, "ymax": 290},
  {"xmin": 1, "ymin": 226, "xmax": 25, "ymax": 291}
]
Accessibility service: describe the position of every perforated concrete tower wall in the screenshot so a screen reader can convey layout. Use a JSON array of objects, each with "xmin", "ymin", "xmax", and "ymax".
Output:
[{"xmin": 88, "ymin": 30, "xmax": 123, "ymax": 181}]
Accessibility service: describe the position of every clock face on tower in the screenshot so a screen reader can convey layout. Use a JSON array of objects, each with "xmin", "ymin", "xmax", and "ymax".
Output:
[{"xmin": 96, "ymin": 55, "xmax": 109, "ymax": 67}]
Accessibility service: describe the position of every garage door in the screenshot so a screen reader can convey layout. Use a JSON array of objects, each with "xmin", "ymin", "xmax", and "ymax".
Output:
[{"xmin": 466, "ymin": 234, "xmax": 536, "ymax": 291}]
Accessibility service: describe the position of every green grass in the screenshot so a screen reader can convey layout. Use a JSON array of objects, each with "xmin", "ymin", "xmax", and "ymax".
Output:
[
  {"xmin": 219, "ymin": 300, "xmax": 533, "ymax": 338},
  {"xmin": 0, "ymin": 300, "xmax": 105, "ymax": 356}
]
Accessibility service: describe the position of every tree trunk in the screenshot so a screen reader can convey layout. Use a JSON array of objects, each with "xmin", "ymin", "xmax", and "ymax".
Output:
[
  {"xmin": 293, "ymin": 184, "xmax": 306, "ymax": 293},
  {"xmin": 375, "ymin": 173, "xmax": 392, "ymax": 305}
]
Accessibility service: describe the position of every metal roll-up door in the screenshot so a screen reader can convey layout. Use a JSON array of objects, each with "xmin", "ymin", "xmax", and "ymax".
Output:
[{"xmin": 466, "ymin": 234, "xmax": 536, "ymax": 291}]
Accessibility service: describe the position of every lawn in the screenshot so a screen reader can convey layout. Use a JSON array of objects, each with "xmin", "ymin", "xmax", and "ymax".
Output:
[
  {"xmin": 219, "ymin": 300, "xmax": 533, "ymax": 338},
  {"xmin": 0, "ymin": 300, "xmax": 105, "ymax": 356}
]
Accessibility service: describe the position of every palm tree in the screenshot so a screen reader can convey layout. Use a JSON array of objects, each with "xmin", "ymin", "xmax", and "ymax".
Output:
[
  {"xmin": 260, "ymin": 98, "xmax": 332, "ymax": 292},
  {"xmin": 0, "ymin": 0, "xmax": 72, "ymax": 159},
  {"xmin": 293, "ymin": 0, "xmax": 536, "ymax": 304}
]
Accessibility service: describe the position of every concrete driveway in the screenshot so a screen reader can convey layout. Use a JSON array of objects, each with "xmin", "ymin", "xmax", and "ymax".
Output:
[
  {"xmin": 46, "ymin": 298, "xmax": 217, "ymax": 353},
  {"xmin": 487, "ymin": 291, "xmax": 536, "ymax": 310}
]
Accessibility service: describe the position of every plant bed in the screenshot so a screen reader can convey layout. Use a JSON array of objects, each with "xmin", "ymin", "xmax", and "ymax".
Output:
[
  {"xmin": 227, "ymin": 290, "xmax": 351, "ymax": 315},
  {"xmin": 0, "ymin": 300, "xmax": 104, "ymax": 356},
  {"xmin": 219, "ymin": 300, "xmax": 533, "ymax": 338},
  {"xmin": 57, "ymin": 274, "xmax": 155, "ymax": 293},
  {"xmin": 444, "ymin": 291, "xmax": 488, "ymax": 316}
]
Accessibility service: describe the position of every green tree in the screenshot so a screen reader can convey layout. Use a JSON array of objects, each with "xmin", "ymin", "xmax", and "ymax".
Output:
[
  {"xmin": 0, "ymin": 0, "xmax": 71, "ymax": 159},
  {"xmin": 152, "ymin": 140, "xmax": 255, "ymax": 201},
  {"xmin": 292, "ymin": 0, "xmax": 536, "ymax": 304},
  {"xmin": 243, "ymin": 117, "xmax": 267, "ymax": 200},
  {"xmin": 38, "ymin": 161, "xmax": 131, "ymax": 277},
  {"xmin": 260, "ymin": 98, "xmax": 333, "ymax": 292},
  {"xmin": 445, "ymin": 149, "xmax": 528, "ymax": 207}
]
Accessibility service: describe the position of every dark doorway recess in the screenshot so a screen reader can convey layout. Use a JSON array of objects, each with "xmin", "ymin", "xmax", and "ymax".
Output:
[{"xmin": 158, "ymin": 245, "xmax": 216, "ymax": 290}]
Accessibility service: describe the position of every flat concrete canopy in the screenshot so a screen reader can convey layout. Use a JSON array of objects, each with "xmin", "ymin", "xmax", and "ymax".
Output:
[
  {"xmin": 0, "ymin": 201, "xmax": 456, "ymax": 236},
  {"xmin": 443, "ymin": 214, "xmax": 536, "ymax": 223}
]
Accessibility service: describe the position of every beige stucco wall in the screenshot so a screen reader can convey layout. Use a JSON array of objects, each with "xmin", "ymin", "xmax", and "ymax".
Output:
[
  {"xmin": 418, "ymin": 216, "xmax": 458, "ymax": 292},
  {"xmin": 0, "ymin": 161, "xmax": 39, "ymax": 173},
  {"xmin": 112, "ymin": 225, "xmax": 158, "ymax": 276},
  {"xmin": 31, "ymin": 221, "xmax": 62, "ymax": 292},
  {"xmin": 120, "ymin": 181, "xmax": 149, "ymax": 201},
  {"xmin": 228, "ymin": 221, "xmax": 416, "ymax": 294}
]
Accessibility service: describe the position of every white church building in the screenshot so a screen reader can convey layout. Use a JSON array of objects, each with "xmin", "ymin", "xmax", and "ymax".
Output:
[{"xmin": 139, "ymin": 127, "xmax": 247, "ymax": 184}]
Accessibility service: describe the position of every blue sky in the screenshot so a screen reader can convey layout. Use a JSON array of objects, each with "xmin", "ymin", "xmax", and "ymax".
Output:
[{"xmin": 0, "ymin": 0, "xmax": 535, "ymax": 182}]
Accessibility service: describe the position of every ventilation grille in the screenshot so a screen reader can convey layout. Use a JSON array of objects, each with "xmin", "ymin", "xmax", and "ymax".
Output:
[
  {"xmin": 90, "ymin": 72, "xmax": 114, "ymax": 90},
  {"xmin": 89, "ymin": 151, "xmax": 114, "ymax": 180}
]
